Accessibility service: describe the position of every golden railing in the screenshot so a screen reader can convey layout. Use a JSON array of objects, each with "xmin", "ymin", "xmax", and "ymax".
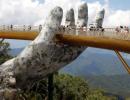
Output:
[
  {"xmin": 0, "ymin": 25, "xmax": 130, "ymax": 41},
  {"xmin": 62, "ymin": 27, "xmax": 130, "ymax": 41}
]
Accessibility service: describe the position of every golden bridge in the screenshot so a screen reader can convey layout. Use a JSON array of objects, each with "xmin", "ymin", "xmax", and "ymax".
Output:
[{"xmin": 0, "ymin": 25, "xmax": 130, "ymax": 73}]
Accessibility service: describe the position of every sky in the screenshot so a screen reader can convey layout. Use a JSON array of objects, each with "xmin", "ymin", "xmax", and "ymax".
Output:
[
  {"xmin": 0, "ymin": 0, "xmax": 130, "ymax": 48},
  {"xmin": 86, "ymin": 0, "xmax": 130, "ymax": 10}
]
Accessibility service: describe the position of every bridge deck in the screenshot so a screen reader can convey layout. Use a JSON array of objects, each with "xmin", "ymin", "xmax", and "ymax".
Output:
[{"xmin": 0, "ymin": 26, "xmax": 130, "ymax": 53}]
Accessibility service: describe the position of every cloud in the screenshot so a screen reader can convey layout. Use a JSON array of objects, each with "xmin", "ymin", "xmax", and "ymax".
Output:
[
  {"xmin": 0, "ymin": 0, "xmax": 130, "ymax": 27},
  {"xmin": 0, "ymin": 0, "xmax": 41, "ymax": 25},
  {"xmin": 105, "ymin": 10, "xmax": 130, "ymax": 26},
  {"xmin": 87, "ymin": 1, "xmax": 102, "ymax": 24}
]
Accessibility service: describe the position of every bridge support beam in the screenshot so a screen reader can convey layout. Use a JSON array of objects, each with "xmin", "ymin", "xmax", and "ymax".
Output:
[{"xmin": 115, "ymin": 50, "xmax": 130, "ymax": 74}]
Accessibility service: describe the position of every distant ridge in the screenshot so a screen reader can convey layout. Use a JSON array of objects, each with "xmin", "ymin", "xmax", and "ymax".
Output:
[
  {"xmin": 85, "ymin": 74, "xmax": 130, "ymax": 97},
  {"xmin": 61, "ymin": 48, "xmax": 129, "ymax": 75}
]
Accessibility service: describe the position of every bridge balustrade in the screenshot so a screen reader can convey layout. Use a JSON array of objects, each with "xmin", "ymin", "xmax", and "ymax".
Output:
[
  {"xmin": 0, "ymin": 25, "xmax": 40, "ymax": 32},
  {"xmin": 0, "ymin": 25, "xmax": 130, "ymax": 41},
  {"xmin": 59, "ymin": 27, "xmax": 130, "ymax": 41}
]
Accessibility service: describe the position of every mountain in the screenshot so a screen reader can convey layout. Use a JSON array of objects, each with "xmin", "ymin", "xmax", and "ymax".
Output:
[
  {"xmin": 59, "ymin": 48, "xmax": 130, "ymax": 98},
  {"xmin": 85, "ymin": 75, "xmax": 130, "ymax": 97},
  {"xmin": 61, "ymin": 48, "xmax": 129, "ymax": 75}
]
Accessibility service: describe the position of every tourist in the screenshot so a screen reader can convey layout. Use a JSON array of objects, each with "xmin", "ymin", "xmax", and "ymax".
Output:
[
  {"xmin": 124, "ymin": 26, "xmax": 129, "ymax": 33},
  {"xmin": 39, "ymin": 24, "xmax": 42, "ymax": 31},
  {"xmin": 120, "ymin": 26, "xmax": 124, "ymax": 33},
  {"xmin": 10, "ymin": 24, "xmax": 13, "ymax": 30},
  {"xmin": 23, "ymin": 25, "xmax": 26, "ymax": 31},
  {"xmin": 115, "ymin": 27, "xmax": 120, "ymax": 33},
  {"xmin": 28, "ymin": 25, "xmax": 31, "ymax": 30}
]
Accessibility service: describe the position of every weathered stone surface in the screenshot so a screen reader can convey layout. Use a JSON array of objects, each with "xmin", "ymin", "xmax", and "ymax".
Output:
[
  {"xmin": 0, "ymin": 6, "xmax": 86, "ymax": 91},
  {"xmin": 65, "ymin": 8, "xmax": 75, "ymax": 27},
  {"xmin": 9, "ymin": 77, "xmax": 16, "ymax": 86},
  {"xmin": 0, "ymin": 6, "xmax": 62, "ymax": 88},
  {"xmin": 77, "ymin": 2, "xmax": 88, "ymax": 27},
  {"xmin": 95, "ymin": 8, "xmax": 105, "ymax": 28}
]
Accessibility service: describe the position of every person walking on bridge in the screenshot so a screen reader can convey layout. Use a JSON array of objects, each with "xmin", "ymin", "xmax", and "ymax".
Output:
[
  {"xmin": 10, "ymin": 24, "xmax": 13, "ymax": 30},
  {"xmin": 28, "ymin": 25, "xmax": 31, "ymax": 31},
  {"xmin": 39, "ymin": 25, "xmax": 42, "ymax": 32},
  {"xmin": 115, "ymin": 27, "xmax": 120, "ymax": 33},
  {"xmin": 124, "ymin": 26, "xmax": 129, "ymax": 33}
]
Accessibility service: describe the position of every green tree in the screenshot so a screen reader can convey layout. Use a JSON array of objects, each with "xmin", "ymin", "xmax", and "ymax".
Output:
[
  {"xmin": 19, "ymin": 74, "xmax": 89, "ymax": 100},
  {"xmin": 19, "ymin": 79, "xmax": 48, "ymax": 100},
  {"xmin": 0, "ymin": 39, "xmax": 12, "ymax": 64},
  {"xmin": 18, "ymin": 74, "xmax": 119, "ymax": 100},
  {"xmin": 126, "ymin": 97, "xmax": 130, "ymax": 100},
  {"xmin": 87, "ymin": 89, "xmax": 118, "ymax": 100},
  {"xmin": 54, "ymin": 74, "xmax": 89, "ymax": 100}
]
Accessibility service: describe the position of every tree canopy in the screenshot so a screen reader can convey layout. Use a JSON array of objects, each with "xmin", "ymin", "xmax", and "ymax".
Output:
[{"xmin": 0, "ymin": 39, "xmax": 11, "ymax": 64}]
